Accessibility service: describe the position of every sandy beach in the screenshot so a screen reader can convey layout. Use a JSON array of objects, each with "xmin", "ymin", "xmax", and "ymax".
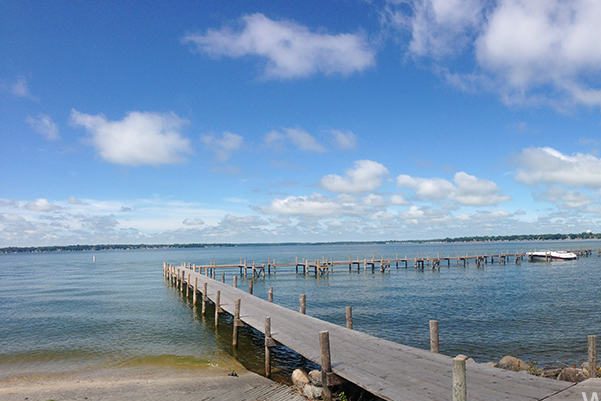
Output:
[{"xmin": 0, "ymin": 365, "xmax": 304, "ymax": 401}]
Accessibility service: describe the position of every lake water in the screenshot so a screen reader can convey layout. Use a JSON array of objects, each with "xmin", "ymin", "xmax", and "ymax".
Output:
[{"xmin": 2, "ymin": 240, "xmax": 601, "ymax": 381}]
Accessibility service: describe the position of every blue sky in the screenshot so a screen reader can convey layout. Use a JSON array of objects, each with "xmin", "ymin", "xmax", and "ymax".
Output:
[{"xmin": 2, "ymin": 0, "xmax": 601, "ymax": 246}]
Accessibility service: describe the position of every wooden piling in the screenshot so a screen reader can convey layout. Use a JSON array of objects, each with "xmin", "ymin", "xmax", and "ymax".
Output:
[
  {"xmin": 452, "ymin": 355, "xmax": 468, "ymax": 401},
  {"xmin": 429, "ymin": 320, "xmax": 439, "ymax": 353},
  {"xmin": 232, "ymin": 299, "xmax": 241, "ymax": 347},
  {"xmin": 345, "ymin": 306, "xmax": 353, "ymax": 329},
  {"xmin": 589, "ymin": 335, "xmax": 597, "ymax": 378},
  {"xmin": 193, "ymin": 277, "xmax": 198, "ymax": 305},
  {"xmin": 319, "ymin": 331, "xmax": 332, "ymax": 401},
  {"xmin": 221, "ymin": 272, "xmax": 225, "ymax": 283},
  {"xmin": 201, "ymin": 282, "xmax": 207, "ymax": 316},
  {"xmin": 268, "ymin": 287, "xmax": 273, "ymax": 302},
  {"xmin": 233, "ymin": 275, "xmax": 238, "ymax": 288},
  {"xmin": 299, "ymin": 293, "xmax": 306, "ymax": 314},
  {"xmin": 186, "ymin": 272, "xmax": 190, "ymax": 297},
  {"xmin": 215, "ymin": 290, "xmax": 221, "ymax": 323},
  {"xmin": 265, "ymin": 317, "xmax": 273, "ymax": 378},
  {"xmin": 249, "ymin": 279, "xmax": 254, "ymax": 295}
]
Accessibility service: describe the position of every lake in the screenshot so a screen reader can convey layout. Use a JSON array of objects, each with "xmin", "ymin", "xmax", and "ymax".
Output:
[{"xmin": 1, "ymin": 240, "xmax": 600, "ymax": 381}]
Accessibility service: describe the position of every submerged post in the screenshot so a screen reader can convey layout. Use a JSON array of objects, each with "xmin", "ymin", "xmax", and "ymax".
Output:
[
  {"xmin": 589, "ymin": 335, "xmax": 597, "ymax": 378},
  {"xmin": 221, "ymin": 272, "xmax": 225, "ymax": 283},
  {"xmin": 430, "ymin": 320, "xmax": 440, "ymax": 353},
  {"xmin": 345, "ymin": 306, "xmax": 353, "ymax": 329},
  {"xmin": 265, "ymin": 317, "xmax": 273, "ymax": 378},
  {"xmin": 249, "ymin": 279, "xmax": 254, "ymax": 295},
  {"xmin": 452, "ymin": 355, "xmax": 468, "ymax": 401},
  {"xmin": 233, "ymin": 275, "xmax": 238, "ymax": 288},
  {"xmin": 201, "ymin": 282, "xmax": 207, "ymax": 316},
  {"xmin": 268, "ymin": 287, "xmax": 273, "ymax": 302},
  {"xmin": 319, "ymin": 331, "xmax": 332, "ymax": 401},
  {"xmin": 299, "ymin": 293, "xmax": 306, "ymax": 314},
  {"xmin": 233, "ymin": 299, "xmax": 241, "ymax": 347}
]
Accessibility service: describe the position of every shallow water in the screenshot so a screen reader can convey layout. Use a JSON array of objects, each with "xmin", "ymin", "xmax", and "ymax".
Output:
[{"xmin": 1, "ymin": 240, "xmax": 600, "ymax": 380}]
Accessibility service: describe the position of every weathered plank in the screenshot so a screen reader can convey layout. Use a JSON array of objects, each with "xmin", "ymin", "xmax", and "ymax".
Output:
[{"xmin": 176, "ymin": 266, "xmax": 573, "ymax": 401}]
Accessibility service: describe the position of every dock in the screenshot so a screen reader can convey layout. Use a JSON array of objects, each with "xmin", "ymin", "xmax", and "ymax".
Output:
[
  {"xmin": 163, "ymin": 262, "xmax": 595, "ymax": 401},
  {"xmin": 184, "ymin": 249, "xmax": 595, "ymax": 278}
]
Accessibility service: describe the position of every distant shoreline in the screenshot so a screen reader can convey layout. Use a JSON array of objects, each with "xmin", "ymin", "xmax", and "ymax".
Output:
[{"xmin": 2, "ymin": 233, "xmax": 600, "ymax": 254}]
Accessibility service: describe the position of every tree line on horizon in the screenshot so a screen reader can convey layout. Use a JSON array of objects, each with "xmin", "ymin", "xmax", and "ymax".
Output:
[{"xmin": 1, "ymin": 232, "xmax": 600, "ymax": 254}]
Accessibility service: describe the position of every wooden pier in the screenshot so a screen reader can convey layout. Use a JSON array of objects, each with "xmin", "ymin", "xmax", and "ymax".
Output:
[
  {"xmin": 182, "ymin": 249, "xmax": 595, "ymax": 278},
  {"xmin": 163, "ymin": 262, "xmax": 593, "ymax": 401}
]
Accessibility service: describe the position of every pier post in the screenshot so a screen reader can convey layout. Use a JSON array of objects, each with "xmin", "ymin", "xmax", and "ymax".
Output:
[
  {"xmin": 249, "ymin": 279, "xmax": 254, "ymax": 295},
  {"xmin": 186, "ymin": 272, "xmax": 190, "ymax": 297},
  {"xmin": 346, "ymin": 306, "xmax": 353, "ymax": 329},
  {"xmin": 233, "ymin": 275, "xmax": 238, "ymax": 288},
  {"xmin": 319, "ymin": 331, "xmax": 333, "ymax": 401},
  {"xmin": 452, "ymin": 355, "xmax": 468, "ymax": 401},
  {"xmin": 232, "ymin": 299, "xmax": 241, "ymax": 347},
  {"xmin": 299, "ymin": 294, "xmax": 306, "ymax": 314},
  {"xmin": 215, "ymin": 290, "xmax": 221, "ymax": 323},
  {"xmin": 265, "ymin": 317, "xmax": 273, "ymax": 378},
  {"xmin": 268, "ymin": 287, "xmax": 273, "ymax": 302},
  {"xmin": 179, "ymin": 270, "xmax": 183, "ymax": 293},
  {"xmin": 429, "ymin": 320, "xmax": 439, "ymax": 353},
  {"xmin": 221, "ymin": 272, "xmax": 225, "ymax": 283},
  {"xmin": 589, "ymin": 335, "xmax": 597, "ymax": 378},
  {"xmin": 201, "ymin": 282, "xmax": 207, "ymax": 316},
  {"xmin": 193, "ymin": 277, "xmax": 198, "ymax": 305}
]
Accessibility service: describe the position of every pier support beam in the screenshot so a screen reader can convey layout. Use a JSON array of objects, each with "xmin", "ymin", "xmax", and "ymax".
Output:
[
  {"xmin": 193, "ymin": 277, "xmax": 198, "ymax": 305},
  {"xmin": 429, "ymin": 320, "xmax": 439, "ymax": 353},
  {"xmin": 452, "ymin": 355, "xmax": 468, "ymax": 401},
  {"xmin": 265, "ymin": 317, "xmax": 274, "ymax": 378},
  {"xmin": 589, "ymin": 335, "xmax": 597, "ymax": 378},
  {"xmin": 232, "ymin": 299, "xmax": 241, "ymax": 347},
  {"xmin": 320, "ymin": 331, "xmax": 333, "ymax": 401},
  {"xmin": 346, "ymin": 306, "xmax": 353, "ymax": 329},
  {"xmin": 268, "ymin": 287, "xmax": 273, "ymax": 302},
  {"xmin": 201, "ymin": 282, "xmax": 207, "ymax": 316},
  {"xmin": 299, "ymin": 294, "xmax": 306, "ymax": 314},
  {"xmin": 215, "ymin": 290, "xmax": 221, "ymax": 323},
  {"xmin": 249, "ymin": 279, "xmax": 254, "ymax": 295},
  {"xmin": 233, "ymin": 275, "xmax": 237, "ymax": 288}
]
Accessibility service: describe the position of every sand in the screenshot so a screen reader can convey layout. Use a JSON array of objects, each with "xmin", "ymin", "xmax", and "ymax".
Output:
[{"xmin": 0, "ymin": 365, "xmax": 305, "ymax": 401}]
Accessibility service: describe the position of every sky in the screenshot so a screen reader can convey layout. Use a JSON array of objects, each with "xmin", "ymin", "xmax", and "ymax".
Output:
[{"xmin": 2, "ymin": 0, "xmax": 601, "ymax": 246}]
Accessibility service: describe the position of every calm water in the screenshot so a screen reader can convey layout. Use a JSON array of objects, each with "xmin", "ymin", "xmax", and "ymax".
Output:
[{"xmin": 1, "ymin": 241, "xmax": 601, "ymax": 380}]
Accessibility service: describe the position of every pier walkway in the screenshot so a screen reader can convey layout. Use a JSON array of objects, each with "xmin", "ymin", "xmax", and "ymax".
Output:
[{"xmin": 166, "ymin": 264, "xmax": 579, "ymax": 401}]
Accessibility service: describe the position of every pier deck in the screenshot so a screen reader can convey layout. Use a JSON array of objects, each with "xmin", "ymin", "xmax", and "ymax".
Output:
[{"xmin": 169, "ymin": 264, "xmax": 577, "ymax": 401}]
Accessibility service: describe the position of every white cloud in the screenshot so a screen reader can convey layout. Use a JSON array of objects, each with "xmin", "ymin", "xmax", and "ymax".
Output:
[
  {"xmin": 201, "ymin": 132, "xmax": 244, "ymax": 161},
  {"xmin": 182, "ymin": 217, "xmax": 205, "ymax": 226},
  {"xmin": 331, "ymin": 129, "xmax": 357, "ymax": 150},
  {"xmin": 538, "ymin": 187, "xmax": 592, "ymax": 209},
  {"xmin": 23, "ymin": 198, "xmax": 61, "ymax": 212},
  {"xmin": 264, "ymin": 128, "xmax": 325, "ymax": 152},
  {"xmin": 397, "ymin": 171, "xmax": 509, "ymax": 205},
  {"xmin": 70, "ymin": 110, "xmax": 191, "ymax": 166},
  {"xmin": 321, "ymin": 160, "xmax": 389, "ymax": 193},
  {"xmin": 268, "ymin": 194, "xmax": 342, "ymax": 216},
  {"xmin": 11, "ymin": 77, "xmax": 34, "ymax": 98},
  {"xmin": 26, "ymin": 114, "xmax": 59, "ymax": 140},
  {"xmin": 389, "ymin": 0, "xmax": 601, "ymax": 108},
  {"xmin": 182, "ymin": 13, "xmax": 375, "ymax": 79},
  {"xmin": 390, "ymin": 194, "xmax": 407, "ymax": 205},
  {"xmin": 389, "ymin": 0, "xmax": 485, "ymax": 58},
  {"xmin": 516, "ymin": 147, "xmax": 601, "ymax": 187}
]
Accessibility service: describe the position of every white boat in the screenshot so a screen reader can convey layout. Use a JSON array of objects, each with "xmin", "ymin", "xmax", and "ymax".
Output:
[{"xmin": 527, "ymin": 251, "xmax": 578, "ymax": 261}]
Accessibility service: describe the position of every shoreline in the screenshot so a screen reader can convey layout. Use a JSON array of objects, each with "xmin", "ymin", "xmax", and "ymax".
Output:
[{"xmin": 0, "ymin": 364, "xmax": 304, "ymax": 401}]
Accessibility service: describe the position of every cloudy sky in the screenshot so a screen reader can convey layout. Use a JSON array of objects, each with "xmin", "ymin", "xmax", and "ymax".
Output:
[{"xmin": 2, "ymin": 1, "xmax": 601, "ymax": 246}]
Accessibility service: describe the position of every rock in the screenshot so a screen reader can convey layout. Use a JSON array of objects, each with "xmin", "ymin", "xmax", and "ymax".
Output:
[
  {"xmin": 303, "ymin": 383, "xmax": 323, "ymax": 399},
  {"xmin": 497, "ymin": 355, "xmax": 529, "ymax": 371},
  {"xmin": 308, "ymin": 370, "xmax": 323, "ymax": 387},
  {"xmin": 557, "ymin": 367, "xmax": 588, "ymax": 382},
  {"xmin": 292, "ymin": 368, "xmax": 310, "ymax": 387}
]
